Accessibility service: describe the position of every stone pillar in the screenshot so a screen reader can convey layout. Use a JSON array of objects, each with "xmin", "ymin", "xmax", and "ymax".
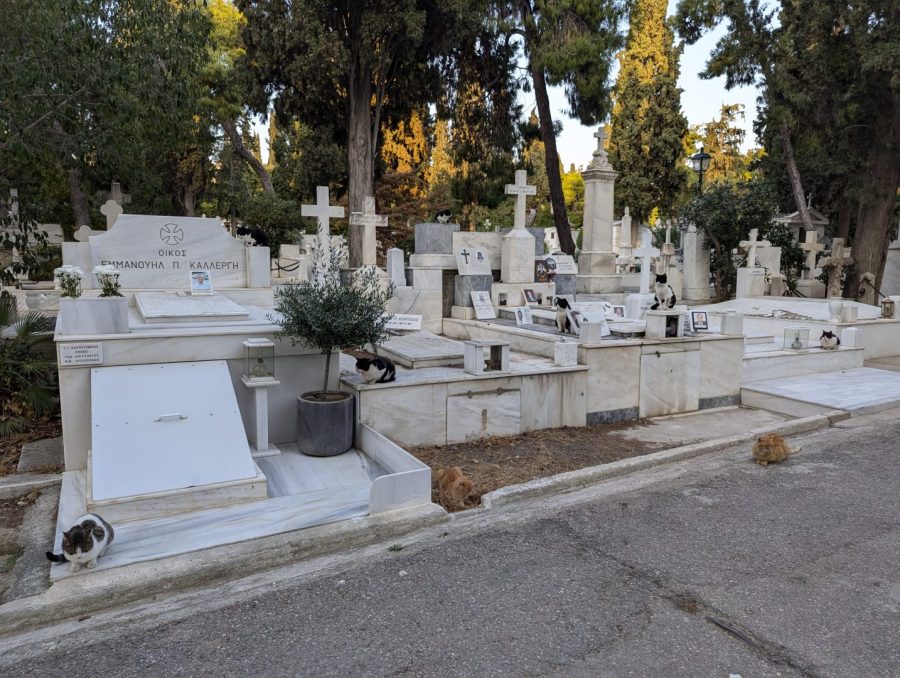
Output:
[
  {"xmin": 577, "ymin": 128, "xmax": 621, "ymax": 294},
  {"xmin": 682, "ymin": 224, "xmax": 710, "ymax": 302}
]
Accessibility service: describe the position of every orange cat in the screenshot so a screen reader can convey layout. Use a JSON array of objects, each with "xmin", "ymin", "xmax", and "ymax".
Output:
[
  {"xmin": 752, "ymin": 433, "xmax": 800, "ymax": 465},
  {"xmin": 435, "ymin": 467, "xmax": 474, "ymax": 509}
]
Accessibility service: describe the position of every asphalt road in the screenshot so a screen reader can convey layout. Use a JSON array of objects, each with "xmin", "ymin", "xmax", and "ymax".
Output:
[{"xmin": 3, "ymin": 410, "xmax": 898, "ymax": 677}]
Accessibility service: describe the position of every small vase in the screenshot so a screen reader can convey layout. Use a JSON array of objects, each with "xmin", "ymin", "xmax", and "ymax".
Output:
[{"xmin": 828, "ymin": 298, "xmax": 844, "ymax": 323}]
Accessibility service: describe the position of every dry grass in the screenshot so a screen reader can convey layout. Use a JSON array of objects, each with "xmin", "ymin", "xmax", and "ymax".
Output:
[{"xmin": 0, "ymin": 418, "xmax": 62, "ymax": 476}]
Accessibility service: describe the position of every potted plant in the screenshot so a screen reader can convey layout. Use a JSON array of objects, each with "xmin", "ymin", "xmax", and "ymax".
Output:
[{"xmin": 271, "ymin": 242, "xmax": 393, "ymax": 456}]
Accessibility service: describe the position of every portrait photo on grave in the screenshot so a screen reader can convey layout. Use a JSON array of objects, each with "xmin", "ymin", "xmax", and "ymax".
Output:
[
  {"xmin": 514, "ymin": 306, "xmax": 533, "ymax": 326},
  {"xmin": 523, "ymin": 289, "xmax": 538, "ymax": 304},
  {"xmin": 612, "ymin": 305, "xmax": 625, "ymax": 318},
  {"xmin": 690, "ymin": 311, "xmax": 709, "ymax": 331},
  {"xmin": 190, "ymin": 270, "xmax": 213, "ymax": 294}
]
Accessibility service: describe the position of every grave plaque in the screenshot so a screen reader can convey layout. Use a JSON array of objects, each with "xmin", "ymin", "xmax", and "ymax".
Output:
[
  {"xmin": 513, "ymin": 306, "xmax": 533, "ymax": 326},
  {"xmin": 59, "ymin": 342, "xmax": 103, "ymax": 367},
  {"xmin": 546, "ymin": 254, "xmax": 577, "ymax": 275},
  {"xmin": 89, "ymin": 215, "xmax": 247, "ymax": 289},
  {"xmin": 471, "ymin": 291, "xmax": 496, "ymax": 320},
  {"xmin": 456, "ymin": 247, "xmax": 491, "ymax": 275},
  {"xmin": 385, "ymin": 313, "xmax": 423, "ymax": 331}
]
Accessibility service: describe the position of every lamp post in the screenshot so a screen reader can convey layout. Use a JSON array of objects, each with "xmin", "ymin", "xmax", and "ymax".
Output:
[{"xmin": 690, "ymin": 147, "xmax": 712, "ymax": 194}]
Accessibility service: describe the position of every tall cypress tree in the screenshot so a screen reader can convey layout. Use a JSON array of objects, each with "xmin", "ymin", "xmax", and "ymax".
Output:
[{"xmin": 608, "ymin": 0, "xmax": 688, "ymax": 224}]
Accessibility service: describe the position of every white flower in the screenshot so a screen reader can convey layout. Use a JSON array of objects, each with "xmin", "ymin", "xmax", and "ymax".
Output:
[
  {"xmin": 93, "ymin": 264, "xmax": 121, "ymax": 277},
  {"xmin": 54, "ymin": 265, "xmax": 84, "ymax": 279}
]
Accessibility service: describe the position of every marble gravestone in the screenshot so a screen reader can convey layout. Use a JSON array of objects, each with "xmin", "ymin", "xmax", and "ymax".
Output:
[
  {"xmin": 348, "ymin": 196, "xmax": 387, "ymax": 268},
  {"xmin": 501, "ymin": 170, "xmax": 537, "ymax": 284},
  {"xmin": 454, "ymin": 247, "xmax": 493, "ymax": 309},
  {"xmin": 736, "ymin": 228, "xmax": 769, "ymax": 299},
  {"xmin": 63, "ymin": 214, "xmax": 266, "ymax": 290},
  {"xmin": 387, "ymin": 248, "xmax": 409, "ymax": 288},
  {"xmin": 625, "ymin": 229, "xmax": 659, "ymax": 320},
  {"xmin": 301, "ymin": 186, "xmax": 345, "ymax": 267},
  {"xmin": 577, "ymin": 127, "xmax": 621, "ymax": 294}
]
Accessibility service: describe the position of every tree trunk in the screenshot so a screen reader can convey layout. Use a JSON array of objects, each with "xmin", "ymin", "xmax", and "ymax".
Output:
[
  {"xmin": 850, "ymin": 94, "xmax": 900, "ymax": 297},
  {"xmin": 779, "ymin": 123, "xmax": 814, "ymax": 233},
  {"xmin": 522, "ymin": 4, "xmax": 574, "ymax": 255},
  {"xmin": 183, "ymin": 184, "xmax": 195, "ymax": 217},
  {"xmin": 65, "ymin": 165, "xmax": 90, "ymax": 229},
  {"xmin": 347, "ymin": 8, "xmax": 374, "ymax": 268},
  {"xmin": 835, "ymin": 197, "xmax": 853, "ymax": 241},
  {"xmin": 221, "ymin": 118, "xmax": 275, "ymax": 196}
]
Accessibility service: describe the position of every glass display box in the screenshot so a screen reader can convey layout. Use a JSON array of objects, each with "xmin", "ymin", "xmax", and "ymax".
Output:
[
  {"xmin": 783, "ymin": 326, "xmax": 809, "ymax": 351},
  {"xmin": 243, "ymin": 338, "xmax": 276, "ymax": 381}
]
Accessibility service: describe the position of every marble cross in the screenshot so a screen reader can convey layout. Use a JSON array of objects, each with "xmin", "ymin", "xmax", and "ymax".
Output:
[
  {"xmin": 301, "ymin": 185, "xmax": 345, "ymax": 260},
  {"xmin": 108, "ymin": 181, "xmax": 131, "ymax": 206},
  {"xmin": 504, "ymin": 170, "xmax": 536, "ymax": 230},
  {"xmin": 822, "ymin": 237, "xmax": 853, "ymax": 298},
  {"xmin": 799, "ymin": 230, "xmax": 825, "ymax": 279},
  {"xmin": 634, "ymin": 229, "xmax": 660, "ymax": 295},
  {"xmin": 588, "ymin": 126, "xmax": 611, "ymax": 169},
  {"xmin": 100, "ymin": 199, "xmax": 123, "ymax": 229},
  {"xmin": 348, "ymin": 196, "xmax": 387, "ymax": 267},
  {"xmin": 739, "ymin": 228, "xmax": 770, "ymax": 268}
]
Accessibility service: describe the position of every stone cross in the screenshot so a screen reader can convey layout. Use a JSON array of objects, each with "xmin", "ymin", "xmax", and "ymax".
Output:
[
  {"xmin": 799, "ymin": 230, "xmax": 825, "ymax": 279},
  {"xmin": 504, "ymin": 169, "xmax": 536, "ymax": 230},
  {"xmin": 100, "ymin": 199, "xmax": 123, "ymax": 229},
  {"xmin": 634, "ymin": 229, "xmax": 660, "ymax": 295},
  {"xmin": 821, "ymin": 237, "xmax": 853, "ymax": 298},
  {"xmin": 621, "ymin": 207, "xmax": 633, "ymax": 247},
  {"xmin": 739, "ymin": 228, "xmax": 770, "ymax": 267},
  {"xmin": 107, "ymin": 181, "xmax": 131, "ymax": 207},
  {"xmin": 587, "ymin": 127, "xmax": 611, "ymax": 170},
  {"xmin": 301, "ymin": 185, "xmax": 345, "ymax": 261},
  {"xmin": 348, "ymin": 196, "xmax": 387, "ymax": 267}
]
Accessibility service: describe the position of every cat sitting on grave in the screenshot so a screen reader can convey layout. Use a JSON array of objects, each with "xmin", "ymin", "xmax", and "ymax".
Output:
[
  {"xmin": 555, "ymin": 297, "xmax": 581, "ymax": 334},
  {"xmin": 819, "ymin": 330, "xmax": 841, "ymax": 350},
  {"xmin": 435, "ymin": 467, "xmax": 474, "ymax": 510},
  {"xmin": 46, "ymin": 513, "xmax": 115, "ymax": 572},
  {"xmin": 235, "ymin": 225, "xmax": 271, "ymax": 248},
  {"xmin": 434, "ymin": 209, "xmax": 452, "ymax": 224},
  {"xmin": 650, "ymin": 273, "xmax": 676, "ymax": 310},
  {"xmin": 752, "ymin": 433, "xmax": 800, "ymax": 466},
  {"xmin": 355, "ymin": 356, "xmax": 397, "ymax": 384}
]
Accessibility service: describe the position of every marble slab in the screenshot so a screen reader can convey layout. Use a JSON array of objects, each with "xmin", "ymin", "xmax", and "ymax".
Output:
[
  {"xmin": 446, "ymin": 388, "xmax": 521, "ymax": 443},
  {"xmin": 136, "ymin": 291, "xmax": 250, "ymax": 322},
  {"xmin": 380, "ymin": 331, "xmax": 465, "ymax": 368},
  {"xmin": 740, "ymin": 367, "xmax": 900, "ymax": 415},
  {"xmin": 90, "ymin": 361, "xmax": 258, "ymax": 501},
  {"xmin": 639, "ymin": 349, "xmax": 701, "ymax": 417}
]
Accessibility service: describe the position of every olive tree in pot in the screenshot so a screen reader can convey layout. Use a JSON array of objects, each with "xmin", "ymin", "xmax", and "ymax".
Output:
[{"xmin": 270, "ymin": 242, "xmax": 393, "ymax": 456}]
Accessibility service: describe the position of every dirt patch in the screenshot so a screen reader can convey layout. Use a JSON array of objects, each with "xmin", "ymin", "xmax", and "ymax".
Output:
[
  {"xmin": 0, "ymin": 417, "xmax": 61, "ymax": 476},
  {"xmin": 0, "ymin": 489, "xmax": 40, "ymax": 599},
  {"xmin": 412, "ymin": 420, "xmax": 671, "ymax": 512}
]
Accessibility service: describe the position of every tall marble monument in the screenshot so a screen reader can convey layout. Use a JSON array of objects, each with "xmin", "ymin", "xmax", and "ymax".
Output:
[{"xmin": 577, "ymin": 128, "xmax": 621, "ymax": 294}]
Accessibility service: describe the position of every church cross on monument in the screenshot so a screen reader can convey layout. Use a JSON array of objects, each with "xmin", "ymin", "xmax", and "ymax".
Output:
[
  {"xmin": 301, "ymin": 185, "xmax": 345, "ymax": 262},
  {"xmin": 504, "ymin": 169, "xmax": 537, "ymax": 230}
]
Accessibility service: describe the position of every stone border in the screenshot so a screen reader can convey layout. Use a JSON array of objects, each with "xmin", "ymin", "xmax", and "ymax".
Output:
[
  {"xmin": 0, "ymin": 474, "xmax": 62, "ymax": 500},
  {"xmin": 481, "ymin": 409, "xmax": 850, "ymax": 510}
]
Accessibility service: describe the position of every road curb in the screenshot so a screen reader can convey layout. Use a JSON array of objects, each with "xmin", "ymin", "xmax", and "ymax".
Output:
[
  {"xmin": 0, "ymin": 503, "xmax": 448, "ymax": 637},
  {"xmin": 481, "ymin": 410, "xmax": 846, "ymax": 510}
]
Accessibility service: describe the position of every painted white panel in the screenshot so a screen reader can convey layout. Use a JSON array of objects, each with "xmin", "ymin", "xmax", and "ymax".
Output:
[{"xmin": 90, "ymin": 361, "xmax": 257, "ymax": 500}]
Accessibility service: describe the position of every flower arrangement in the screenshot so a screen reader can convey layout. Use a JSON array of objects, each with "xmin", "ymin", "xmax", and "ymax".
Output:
[
  {"xmin": 53, "ymin": 265, "xmax": 84, "ymax": 298},
  {"xmin": 93, "ymin": 264, "xmax": 123, "ymax": 297}
]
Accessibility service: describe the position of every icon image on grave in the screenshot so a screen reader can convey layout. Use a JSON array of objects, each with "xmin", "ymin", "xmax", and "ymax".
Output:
[
  {"xmin": 690, "ymin": 311, "xmax": 709, "ymax": 331},
  {"xmin": 190, "ymin": 269, "xmax": 213, "ymax": 294},
  {"xmin": 476, "ymin": 251, "xmax": 484, "ymax": 262},
  {"xmin": 160, "ymin": 223, "xmax": 184, "ymax": 246},
  {"xmin": 535, "ymin": 261, "xmax": 550, "ymax": 282}
]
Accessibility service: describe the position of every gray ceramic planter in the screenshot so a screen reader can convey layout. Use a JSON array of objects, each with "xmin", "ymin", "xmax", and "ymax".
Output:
[{"xmin": 296, "ymin": 391, "xmax": 354, "ymax": 456}]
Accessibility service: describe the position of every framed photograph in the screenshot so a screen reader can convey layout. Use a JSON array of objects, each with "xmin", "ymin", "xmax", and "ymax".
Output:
[
  {"xmin": 514, "ymin": 306, "xmax": 533, "ymax": 326},
  {"xmin": 690, "ymin": 310, "xmax": 709, "ymax": 331},
  {"xmin": 612, "ymin": 305, "xmax": 626, "ymax": 319},
  {"xmin": 190, "ymin": 270, "xmax": 213, "ymax": 295},
  {"xmin": 523, "ymin": 289, "xmax": 539, "ymax": 304}
]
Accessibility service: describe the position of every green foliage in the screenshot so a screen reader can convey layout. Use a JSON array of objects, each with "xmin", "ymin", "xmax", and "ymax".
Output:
[
  {"xmin": 271, "ymin": 244, "xmax": 394, "ymax": 397},
  {"xmin": 0, "ymin": 294, "xmax": 58, "ymax": 437},
  {"xmin": 242, "ymin": 194, "xmax": 304, "ymax": 254},
  {"xmin": 691, "ymin": 104, "xmax": 756, "ymax": 185},
  {"xmin": 561, "ymin": 169, "xmax": 584, "ymax": 230},
  {"xmin": 0, "ymin": 195, "xmax": 53, "ymax": 286},
  {"xmin": 681, "ymin": 180, "xmax": 777, "ymax": 300},
  {"xmin": 609, "ymin": 0, "xmax": 689, "ymax": 224}
]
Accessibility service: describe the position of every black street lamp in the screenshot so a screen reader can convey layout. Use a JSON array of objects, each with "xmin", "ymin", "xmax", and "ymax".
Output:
[{"xmin": 690, "ymin": 146, "xmax": 712, "ymax": 193}]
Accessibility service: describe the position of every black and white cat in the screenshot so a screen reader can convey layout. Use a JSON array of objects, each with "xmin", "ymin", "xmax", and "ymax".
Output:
[
  {"xmin": 46, "ymin": 513, "xmax": 115, "ymax": 572},
  {"xmin": 819, "ymin": 330, "xmax": 841, "ymax": 350},
  {"xmin": 555, "ymin": 297, "xmax": 581, "ymax": 334},
  {"xmin": 236, "ymin": 225, "xmax": 271, "ymax": 248},
  {"xmin": 434, "ymin": 209, "xmax": 452, "ymax": 224},
  {"xmin": 355, "ymin": 356, "xmax": 397, "ymax": 383},
  {"xmin": 651, "ymin": 273, "xmax": 676, "ymax": 310}
]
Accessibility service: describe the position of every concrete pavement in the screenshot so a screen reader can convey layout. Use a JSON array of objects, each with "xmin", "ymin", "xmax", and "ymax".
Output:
[{"xmin": 1, "ymin": 409, "xmax": 898, "ymax": 677}]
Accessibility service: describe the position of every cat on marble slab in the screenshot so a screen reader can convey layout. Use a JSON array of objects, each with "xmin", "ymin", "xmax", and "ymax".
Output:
[
  {"xmin": 554, "ymin": 297, "xmax": 581, "ymax": 334},
  {"xmin": 819, "ymin": 330, "xmax": 841, "ymax": 350},
  {"xmin": 355, "ymin": 356, "xmax": 397, "ymax": 383},
  {"xmin": 651, "ymin": 273, "xmax": 676, "ymax": 310},
  {"xmin": 46, "ymin": 513, "xmax": 115, "ymax": 572}
]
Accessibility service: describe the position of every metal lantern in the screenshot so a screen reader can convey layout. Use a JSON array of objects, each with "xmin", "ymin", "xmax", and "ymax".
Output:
[
  {"xmin": 243, "ymin": 338, "xmax": 276, "ymax": 382},
  {"xmin": 881, "ymin": 298, "xmax": 895, "ymax": 319}
]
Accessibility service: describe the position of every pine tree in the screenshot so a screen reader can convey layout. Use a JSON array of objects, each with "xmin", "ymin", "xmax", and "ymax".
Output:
[
  {"xmin": 693, "ymin": 104, "xmax": 755, "ymax": 185},
  {"xmin": 381, "ymin": 109, "xmax": 429, "ymax": 196},
  {"xmin": 608, "ymin": 0, "xmax": 688, "ymax": 223},
  {"xmin": 425, "ymin": 119, "xmax": 455, "ymax": 191}
]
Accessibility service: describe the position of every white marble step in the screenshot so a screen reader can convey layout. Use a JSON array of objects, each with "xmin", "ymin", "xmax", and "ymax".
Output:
[
  {"xmin": 742, "ymin": 343, "xmax": 864, "ymax": 384},
  {"xmin": 741, "ymin": 367, "xmax": 900, "ymax": 418}
]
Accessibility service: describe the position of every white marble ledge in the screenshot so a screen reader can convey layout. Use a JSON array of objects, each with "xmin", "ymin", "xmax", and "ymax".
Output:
[
  {"xmin": 744, "ymin": 343, "xmax": 864, "ymax": 358},
  {"xmin": 341, "ymin": 356, "xmax": 587, "ymax": 391}
]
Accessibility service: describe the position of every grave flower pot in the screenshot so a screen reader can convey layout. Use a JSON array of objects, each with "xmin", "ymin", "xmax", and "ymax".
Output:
[
  {"xmin": 57, "ymin": 297, "xmax": 129, "ymax": 336},
  {"xmin": 296, "ymin": 391, "xmax": 354, "ymax": 456}
]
